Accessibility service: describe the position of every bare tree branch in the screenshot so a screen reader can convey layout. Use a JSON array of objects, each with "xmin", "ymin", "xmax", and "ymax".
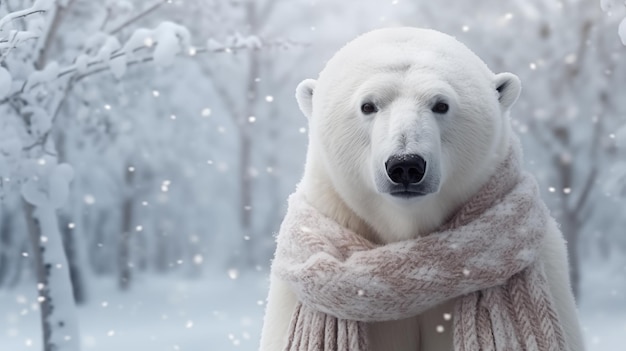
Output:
[
  {"xmin": 22, "ymin": 132, "xmax": 50, "ymax": 152},
  {"xmin": 108, "ymin": 0, "xmax": 168, "ymax": 35},
  {"xmin": 99, "ymin": 7, "xmax": 113, "ymax": 31},
  {"xmin": 34, "ymin": 0, "xmax": 79, "ymax": 70}
]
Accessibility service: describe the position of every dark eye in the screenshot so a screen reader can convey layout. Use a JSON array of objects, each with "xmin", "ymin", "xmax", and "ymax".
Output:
[
  {"xmin": 361, "ymin": 102, "xmax": 378, "ymax": 115},
  {"xmin": 432, "ymin": 102, "xmax": 449, "ymax": 114}
]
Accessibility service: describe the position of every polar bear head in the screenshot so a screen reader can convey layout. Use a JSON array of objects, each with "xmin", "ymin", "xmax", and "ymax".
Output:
[{"xmin": 297, "ymin": 28, "xmax": 521, "ymax": 241}]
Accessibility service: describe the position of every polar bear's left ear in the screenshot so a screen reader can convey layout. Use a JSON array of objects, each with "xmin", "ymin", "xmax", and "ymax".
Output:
[
  {"xmin": 296, "ymin": 79, "xmax": 316, "ymax": 119},
  {"xmin": 494, "ymin": 73, "xmax": 521, "ymax": 111}
]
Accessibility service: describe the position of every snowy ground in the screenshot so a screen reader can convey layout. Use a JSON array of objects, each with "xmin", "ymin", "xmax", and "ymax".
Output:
[
  {"xmin": 0, "ymin": 270, "xmax": 269, "ymax": 351},
  {"xmin": 1, "ymin": 261, "xmax": 624, "ymax": 351},
  {"xmin": 577, "ymin": 258, "xmax": 626, "ymax": 350}
]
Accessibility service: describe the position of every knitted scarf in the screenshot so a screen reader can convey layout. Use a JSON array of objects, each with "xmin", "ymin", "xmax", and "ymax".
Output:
[{"xmin": 272, "ymin": 145, "xmax": 569, "ymax": 351}]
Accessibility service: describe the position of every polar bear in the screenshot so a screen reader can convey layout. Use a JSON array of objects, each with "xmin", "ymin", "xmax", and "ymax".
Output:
[{"xmin": 260, "ymin": 28, "xmax": 584, "ymax": 351}]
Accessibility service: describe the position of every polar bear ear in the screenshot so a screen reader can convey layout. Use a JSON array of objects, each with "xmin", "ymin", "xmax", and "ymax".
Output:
[
  {"xmin": 494, "ymin": 73, "xmax": 521, "ymax": 111},
  {"xmin": 296, "ymin": 79, "xmax": 316, "ymax": 119}
]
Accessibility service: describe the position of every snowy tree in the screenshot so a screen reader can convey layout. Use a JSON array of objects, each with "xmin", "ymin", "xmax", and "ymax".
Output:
[{"xmin": 0, "ymin": 0, "xmax": 258, "ymax": 348}]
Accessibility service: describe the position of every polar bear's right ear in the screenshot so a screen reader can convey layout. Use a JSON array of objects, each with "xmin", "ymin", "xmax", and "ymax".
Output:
[
  {"xmin": 296, "ymin": 79, "xmax": 316, "ymax": 119},
  {"xmin": 494, "ymin": 73, "xmax": 521, "ymax": 111}
]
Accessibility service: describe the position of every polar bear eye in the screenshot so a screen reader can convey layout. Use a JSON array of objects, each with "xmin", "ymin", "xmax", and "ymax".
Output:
[
  {"xmin": 361, "ymin": 102, "xmax": 378, "ymax": 115},
  {"xmin": 432, "ymin": 102, "xmax": 449, "ymax": 114}
]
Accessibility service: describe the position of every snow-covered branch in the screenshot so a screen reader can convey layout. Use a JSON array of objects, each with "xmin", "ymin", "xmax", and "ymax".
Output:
[
  {"xmin": 0, "ymin": 1, "xmax": 56, "ymax": 64},
  {"xmin": 0, "ymin": 0, "xmax": 52, "ymax": 32},
  {"xmin": 1, "ymin": 31, "xmax": 266, "ymax": 106}
]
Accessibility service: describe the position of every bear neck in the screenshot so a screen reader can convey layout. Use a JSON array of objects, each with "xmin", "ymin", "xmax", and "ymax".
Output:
[{"xmin": 298, "ymin": 125, "xmax": 512, "ymax": 244}]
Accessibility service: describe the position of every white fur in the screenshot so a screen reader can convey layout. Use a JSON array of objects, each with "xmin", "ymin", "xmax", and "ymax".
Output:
[{"xmin": 260, "ymin": 28, "xmax": 584, "ymax": 351}]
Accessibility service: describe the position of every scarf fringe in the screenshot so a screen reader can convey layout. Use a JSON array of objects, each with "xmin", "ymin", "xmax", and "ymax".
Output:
[{"xmin": 286, "ymin": 304, "xmax": 368, "ymax": 351}]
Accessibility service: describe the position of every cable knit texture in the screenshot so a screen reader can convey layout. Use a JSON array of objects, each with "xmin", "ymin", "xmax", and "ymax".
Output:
[{"xmin": 271, "ymin": 143, "xmax": 569, "ymax": 351}]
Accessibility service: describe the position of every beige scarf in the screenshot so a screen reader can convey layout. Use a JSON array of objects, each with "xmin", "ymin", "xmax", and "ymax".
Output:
[{"xmin": 272, "ymin": 144, "xmax": 569, "ymax": 351}]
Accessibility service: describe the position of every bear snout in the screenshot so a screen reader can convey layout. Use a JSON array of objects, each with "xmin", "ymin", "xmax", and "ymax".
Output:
[{"xmin": 385, "ymin": 154, "xmax": 427, "ymax": 186}]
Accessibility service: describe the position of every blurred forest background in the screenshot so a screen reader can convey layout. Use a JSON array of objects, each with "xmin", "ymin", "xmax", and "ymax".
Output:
[{"xmin": 0, "ymin": 0, "xmax": 625, "ymax": 350}]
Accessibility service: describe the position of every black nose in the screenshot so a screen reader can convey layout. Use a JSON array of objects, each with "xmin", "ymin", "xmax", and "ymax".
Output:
[{"xmin": 385, "ymin": 154, "xmax": 426, "ymax": 186}]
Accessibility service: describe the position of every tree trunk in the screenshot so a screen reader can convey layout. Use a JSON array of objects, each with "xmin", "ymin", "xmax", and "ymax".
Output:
[
  {"xmin": 0, "ymin": 205, "xmax": 13, "ymax": 287},
  {"xmin": 90, "ymin": 210, "xmax": 109, "ymax": 275},
  {"xmin": 154, "ymin": 227, "xmax": 169, "ymax": 273},
  {"xmin": 55, "ymin": 118, "xmax": 88, "ymax": 304},
  {"xmin": 118, "ymin": 167, "xmax": 134, "ymax": 290},
  {"xmin": 553, "ymin": 129, "xmax": 581, "ymax": 301},
  {"xmin": 23, "ymin": 200, "xmax": 80, "ymax": 351},
  {"xmin": 237, "ymin": 9, "xmax": 261, "ymax": 267},
  {"xmin": 0, "ymin": 209, "xmax": 25, "ymax": 287},
  {"xmin": 561, "ymin": 212, "xmax": 580, "ymax": 300},
  {"xmin": 59, "ymin": 215, "xmax": 87, "ymax": 304},
  {"xmin": 260, "ymin": 104, "xmax": 282, "ymax": 262},
  {"xmin": 23, "ymin": 201, "xmax": 54, "ymax": 350},
  {"xmin": 239, "ymin": 132, "xmax": 254, "ymax": 266}
]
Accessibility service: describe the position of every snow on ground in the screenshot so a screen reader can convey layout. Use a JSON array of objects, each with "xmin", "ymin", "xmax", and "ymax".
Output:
[
  {"xmin": 0, "ymin": 270, "xmax": 269, "ymax": 351},
  {"xmin": 578, "ymin": 258, "xmax": 626, "ymax": 350},
  {"xmin": 0, "ymin": 260, "xmax": 624, "ymax": 351}
]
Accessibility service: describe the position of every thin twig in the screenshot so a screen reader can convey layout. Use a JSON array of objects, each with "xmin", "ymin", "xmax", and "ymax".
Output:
[
  {"xmin": 108, "ymin": 0, "xmax": 168, "ymax": 35},
  {"xmin": 99, "ymin": 7, "xmax": 112, "ymax": 31},
  {"xmin": 23, "ymin": 133, "xmax": 49, "ymax": 151}
]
